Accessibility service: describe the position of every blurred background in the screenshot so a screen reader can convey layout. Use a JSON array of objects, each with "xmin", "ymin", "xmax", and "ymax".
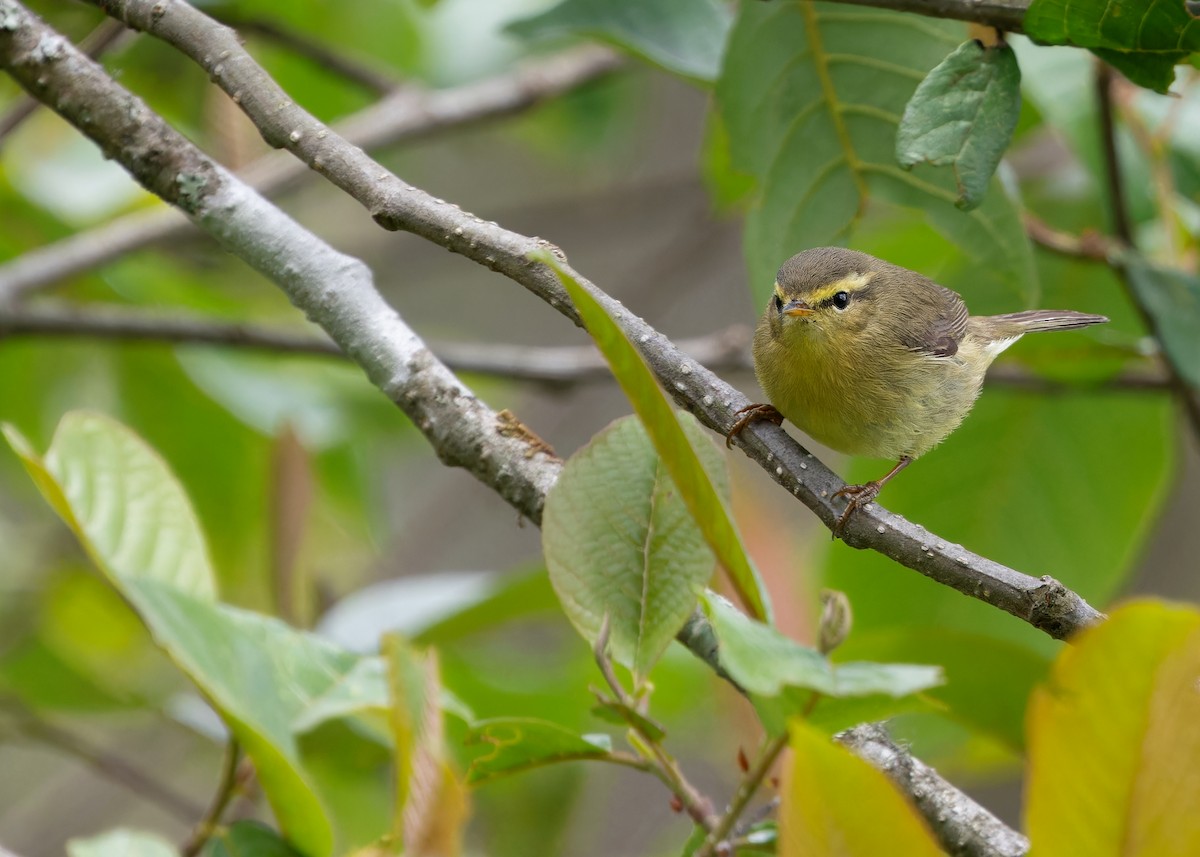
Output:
[{"xmin": 1, "ymin": 0, "xmax": 1197, "ymax": 855}]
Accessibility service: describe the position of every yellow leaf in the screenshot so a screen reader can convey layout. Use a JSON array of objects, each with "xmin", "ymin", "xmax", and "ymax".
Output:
[
  {"xmin": 1026, "ymin": 599, "xmax": 1200, "ymax": 857},
  {"xmin": 781, "ymin": 719, "xmax": 943, "ymax": 857}
]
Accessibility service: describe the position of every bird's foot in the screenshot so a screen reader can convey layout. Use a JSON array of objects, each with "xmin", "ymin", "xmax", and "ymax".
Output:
[
  {"xmin": 831, "ymin": 480, "xmax": 883, "ymax": 539},
  {"xmin": 725, "ymin": 403, "xmax": 784, "ymax": 449}
]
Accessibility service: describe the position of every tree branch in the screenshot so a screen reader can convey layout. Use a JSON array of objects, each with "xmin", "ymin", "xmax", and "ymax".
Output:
[
  {"xmin": 0, "ymin": 697, "xmax": 205, "ymax": 823},
  {"xmin": 0, "ymin": 0, "xmax": 562, "ymax": 525},
  {"xmin": 1095, "ymin": 61, "xmax": 1200, "ymax": 441},
  {"xmin": 0, "ymin": 43, "xmax": 620, "ymax": 301},
  {"xmin": 0, "ymin": 303, "xmax": 1172, "ymax": 393},
  {"xmin": 71, "ymin": 0, "xmax": 1108, "ymax": 640},
  {"xmin": 837, "ymin": 724, "xmax": 1030, "ymax": 857},
  {"xmin": 793, "ymin": 0, "xmax": 1028, "ymax": 33},
  {"xmin": 213, "ymin": 13, "xmax": 399, "ymax": 95},
  {"xmin": 0, "ymin": 16, "xmax": 130, "ymax": 144}
]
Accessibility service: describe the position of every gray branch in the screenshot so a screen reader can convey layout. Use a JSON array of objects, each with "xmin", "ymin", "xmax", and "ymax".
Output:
[
  {"xmin": 0, "ymin": 0, "xmax": 561, "ymax": 525},
  {"xmin": 75, "ymin": 0, "xmax": 1106, "ymax": 641},
  {"xmin": 825, "ymin": 0, "xmax": 1029, "ymax": 32},
  {"xmin": 0, "ymin": 303, "xmax": 1172, "ymax": 392},
  {"xmin": 838, "ymin": 725, "xmax": 1030, "ymax": 857},
  {"xmin": 0, "ymin": 43, "xmax": 620, "ymax": 301}
]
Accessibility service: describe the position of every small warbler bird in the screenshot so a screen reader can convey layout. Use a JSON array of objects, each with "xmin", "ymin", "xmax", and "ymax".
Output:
[{"xmin": 727, "ymin": 247, "xmax": 1107, "ymax": 534}]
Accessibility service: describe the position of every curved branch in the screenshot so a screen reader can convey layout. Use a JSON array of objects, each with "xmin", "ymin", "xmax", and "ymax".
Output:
[{"xmin": 77, "ymin": 0, "xmax": 1106, "ymax": 640}]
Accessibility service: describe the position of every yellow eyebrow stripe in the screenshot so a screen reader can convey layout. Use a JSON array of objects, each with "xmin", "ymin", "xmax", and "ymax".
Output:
[{"xmin": 806, "ymin": 271, "xmax": 875, "ymax": 306}]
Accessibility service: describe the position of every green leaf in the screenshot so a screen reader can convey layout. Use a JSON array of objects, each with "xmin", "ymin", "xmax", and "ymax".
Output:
[
  {"xmin": 896, "ymin": 40, "xmax": 1022, "ymax": 210},
  {"xmin": 717, "ymin": 1, "xmax": 1036, "ymax": 308},
  {"xmin": 543, "ymin": 414, "xmax": 728, "ymax": 679},
  {"xmin": 781, "ymin": 719, "xmax": 944, "ymax": 857},
  {"xmin": 201, "ymin": 822, "xmax": 304, "ymax": 857},
  {"xmin": 1024, "ymin": 0, "xmax": 1200, "ymax": 93},
  {"xmin": 536, "ymin": 252, "xmax": 772, "ymax": 623},
  {"xmin": 67, "ymin": 829, "xmax": 179, "ymax": 857},
  {"xmin": 465, "ymin": 718, "xmax": 615, "ymax": 784},
  {"xmin": 1124, "ymin": 257, "xmax": 1200, "ymax": 387},
  {"xmin": 1, "ymin": 411, "xmax": 216, "ymax": 600},
  {"xmin": 702, "ymin": 593, "xmax": 942, "ymax": 699},
  {"xmin": 506, "ymin": 0, "xmax": 732, "ymax": 83},
  {"xmin": 3, "ymin": 411, "xmax": 405, "ymax": 857},
  {"xmin": 1026, "ymin": 600, "xmax": 1200, "ymax": 856}
]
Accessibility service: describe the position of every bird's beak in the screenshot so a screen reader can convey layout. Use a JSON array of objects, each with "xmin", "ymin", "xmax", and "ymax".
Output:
[{"xmin": 782, "ymin": 299, "xmax": 813, "ymax": 317}]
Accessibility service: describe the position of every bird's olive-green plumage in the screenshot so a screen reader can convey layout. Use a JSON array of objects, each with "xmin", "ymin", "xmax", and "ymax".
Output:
[{"xmin": 751, "ymin": 247, "xmax": 1107, "ymax": 462}]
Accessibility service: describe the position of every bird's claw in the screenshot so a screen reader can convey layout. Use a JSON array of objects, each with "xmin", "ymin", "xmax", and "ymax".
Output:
[
  {"xmin": 830, "ymin": 480, "xmax": 883, "ymax": 539},
  {"xmin": 725, "ymin": 403, "xmax": 784, "ymax": 449}
]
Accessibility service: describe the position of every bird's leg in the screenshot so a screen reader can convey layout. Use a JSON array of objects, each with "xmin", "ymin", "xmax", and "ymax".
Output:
[
  {"xmin": 725, "ymin": 403, "xmax": 784, "ymax": 449},
  {"xmin": 831, "ymin": 456, "xmax": 912, "ymax": 537}
]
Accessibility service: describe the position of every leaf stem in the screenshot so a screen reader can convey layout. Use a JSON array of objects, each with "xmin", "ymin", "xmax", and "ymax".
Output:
[
  {"xmin": 696, "ymin": 732, "xmax": 790, "ymax": 857},
  {"xmin": 180, "ymin": 739, "xmax": 242, "ymax": 857},
  {"xmin": 593, "ymin": 616, "xmax": 718, "ymax": 830}
]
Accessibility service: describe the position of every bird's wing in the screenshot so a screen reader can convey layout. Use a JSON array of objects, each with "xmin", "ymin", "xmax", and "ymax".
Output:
[{"xmin": 897, "ymin": 283, "xmax": 968, "ymax": 358}]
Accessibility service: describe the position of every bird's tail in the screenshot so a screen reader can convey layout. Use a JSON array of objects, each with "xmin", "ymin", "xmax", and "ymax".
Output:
[{"xmin": 977, "ymin": 310, "xmax": 1108, "ymax": 339}]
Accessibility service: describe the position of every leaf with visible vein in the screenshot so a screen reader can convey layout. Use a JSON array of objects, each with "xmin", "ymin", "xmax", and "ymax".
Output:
[
  {"xmin": 717, "ymin": 2, "xmax": 1036, "ymax": 309},
  {"xmin": 896, "ymin": 40, "xmax": 1022, "ymax": 210},
  {"xmin": 535, "ymin": 253, "xmax": 772, "ymax": 623}
]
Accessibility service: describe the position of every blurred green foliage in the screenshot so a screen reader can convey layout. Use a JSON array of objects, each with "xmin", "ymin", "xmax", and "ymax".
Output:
[{"xmin": 1, "ymin": 0, "xmax": 1198, "ymax": 855}]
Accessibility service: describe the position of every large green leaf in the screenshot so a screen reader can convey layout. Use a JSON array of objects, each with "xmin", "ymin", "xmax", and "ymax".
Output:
[
  {"xmin": 2, "ymin": 411, "xmax": 216, "ymax": 600},
  {"xmin": 465, "ymin": 718, "xmax": 615, "ymax": 784},
  {"xmin": 543, "ymin": 414, "xmax": 728, "ymax": 680},
  {"xmin": 507, "ymin": 0, "xmax": 733, "ymax": 83},
  {"xmin": 1026, "ymin": 600, "xmax": 1200, "ymax": 856},
  {"xmin": 537, "ymin": 252, "xmax": 772, "ymax": 623},
  {"xmin": 2, "ymin": 412, "xmax": 403, "ymax": 857},
  {"xmin": 717, "ymin": 2, "xmax": 1036, "ymax": 309},
  {"xmin": 1024, "ymin": 0, "xmax": 1200, "ymax": 93},
  {"xmin": 896, "ymin": 40, "xmax": 1022, "ymax": 210}
]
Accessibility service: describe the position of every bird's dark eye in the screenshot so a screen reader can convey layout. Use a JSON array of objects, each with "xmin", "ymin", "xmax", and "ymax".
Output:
[
  {"xmin": 773, "ymin": 293, "xmax": 784, "ymax": 312},
  {"xmin": 832, "ymin": 291, "xmax": 850, "ymax": 310}
]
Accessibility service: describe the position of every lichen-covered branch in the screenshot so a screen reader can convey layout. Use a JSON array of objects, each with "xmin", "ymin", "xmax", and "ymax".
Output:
[{"xmin": 838, "ymin": 724, "xmax": 1030, "ymax": 857}]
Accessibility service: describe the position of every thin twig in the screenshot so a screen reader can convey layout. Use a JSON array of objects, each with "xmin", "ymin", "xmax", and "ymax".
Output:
[
  {"xmin": 180, "ymin": 739, "xmax": 242, "ymax": 857},
  {"xmin": 1022, "ymin": 212, "xmax": 1114, "ymax": 262},
  {"xmin": 696, "ymin": 732, "xmax": 789, "ymax": 857},
  {"xmin": 213, "ymin": 13, "xmax": 398, "ymax": 95},
  {"xmin": 0, "ymin": 699, "xmax": 205, "ymax": 823},
  {"xmin": 1095, "ymin": 61, "xmax": 1200, "ymax": 440},
  {"xmin": 0, "ymin": 303, "xmax": 1170, "ymax": 395},
  {"xmin": 0, "ymin": 44, "xmax": 621, "ymax": 301},
  {"xmin": 593, "ymin": 617, "xmax": 718, "ymax": 830},
  {"xmin": 807, "ymin": 0, "xmax": 1029, "ymax": 32}
]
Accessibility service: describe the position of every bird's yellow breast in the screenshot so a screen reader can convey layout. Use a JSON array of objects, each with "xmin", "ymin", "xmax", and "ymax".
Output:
[{"xmin": 752, "ymin": 310, "xmax": 991, "ymax": 461}]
